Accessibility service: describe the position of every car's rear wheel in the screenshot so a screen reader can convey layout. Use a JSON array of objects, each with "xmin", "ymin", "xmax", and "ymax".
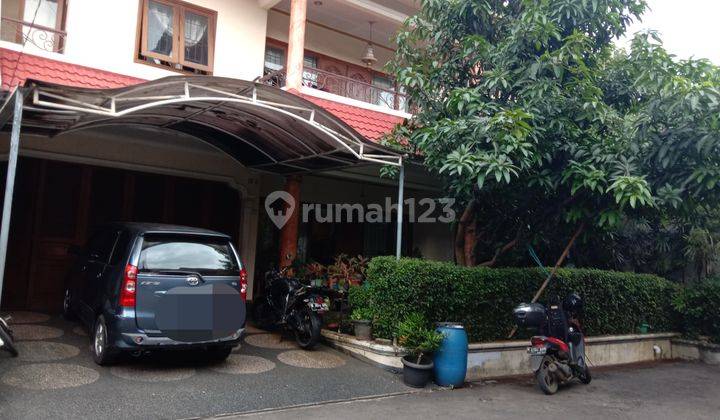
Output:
[
  {"xmin": 92, "ymin": 315, "xmax": 117, "ymax": 365},
  {"xmin": 62, "ymin": 289, "xmax": 76, "ymax": 321}
]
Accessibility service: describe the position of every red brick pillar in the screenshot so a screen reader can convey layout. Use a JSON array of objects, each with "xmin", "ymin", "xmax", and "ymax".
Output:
[
  {"xmin": 285, "ymin": 0, "xmax": 307, "ymax": 91},
  {"xmin": 279, "ymin": 175, "xmax": 302, "ymax": 268}
]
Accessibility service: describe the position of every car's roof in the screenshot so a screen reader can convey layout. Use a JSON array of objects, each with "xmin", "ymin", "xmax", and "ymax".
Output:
[{"xmin": 99, "ymin": 222, "xmax": 231, "ymax": 238}]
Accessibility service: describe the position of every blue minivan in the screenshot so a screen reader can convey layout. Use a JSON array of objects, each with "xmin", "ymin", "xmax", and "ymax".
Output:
[{"xmin": 64, "ymin": 223, "xmax": 247, "ymax": 365}]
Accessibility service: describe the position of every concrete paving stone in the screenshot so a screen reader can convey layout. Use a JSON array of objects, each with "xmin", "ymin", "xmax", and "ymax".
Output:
[
  {"xmin": 2, "ymin": 311, "xmax": 51, "ymax": 324},
  {"xmin": 1, "ymin": 363, "xmax": 100, "ymax": 390},
  {"xmin": 15, "ymin": 341, "xmax": 80, "ymax": 362},
  {"xmin": 71, "ymin": 326, "xmax": 87, "ymax": 337},
  {"xmin": 276, "ymin": 349, "xmax": 346, "ymax": 369},
  {"xmin": 11, "ymin": 324, "xmax": 64, "ymax": 341},
  {"xmin": 210, "ymin": 354, "xmax": 276, "ymax": 374},
  {"xmin": 244, "ymin": 333, "xmax": 299, "ymax": 349}
]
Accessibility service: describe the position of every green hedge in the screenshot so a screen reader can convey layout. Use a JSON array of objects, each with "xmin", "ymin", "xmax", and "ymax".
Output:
[
  {"xmin": 673, "ymin": 278, "xmax": 720, "ymax": 343},
  {"xmin": 352, "ymin": 257, "xmax": 679, "ymax": 342}
]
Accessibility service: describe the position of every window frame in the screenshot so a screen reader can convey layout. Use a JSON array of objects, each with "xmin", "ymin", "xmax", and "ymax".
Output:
[
  {"xmin": 137, "ymin": 0, "xmax": 216, "ymax": 74},
  {"xmin": 3, "ymin": 0, "xmax": 68, "ymax": 51}
]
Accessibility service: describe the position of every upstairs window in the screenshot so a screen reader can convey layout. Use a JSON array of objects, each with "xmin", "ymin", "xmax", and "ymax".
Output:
[
  {"xmin": 136, "ymin": 0, "xmax": 216, "ymax": 74},
  {"xmin": 264, "ymin": 46, "xmax": 284, "ymax": 73},
  {"xmin": 1, "ymin": 0, "xmax": 68, "ymax": 53}
]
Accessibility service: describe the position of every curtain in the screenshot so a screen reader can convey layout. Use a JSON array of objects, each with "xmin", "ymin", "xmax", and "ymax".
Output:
[
  {"xmin": 147, "ymin": 0, "xmax": 174, "ymax": 56},
  {"xmin": 183, "ymin": 11, "xmax": 208, "ymax": 65}
]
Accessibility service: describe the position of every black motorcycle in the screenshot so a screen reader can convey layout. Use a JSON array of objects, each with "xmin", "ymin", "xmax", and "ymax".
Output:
[
  {"xmin": 253, "ymin": 268, "xmax": 331, "ymax": 349},
  {"xmin": 0, "ymin": 315, "xmax": 18, "ymax": 357}
]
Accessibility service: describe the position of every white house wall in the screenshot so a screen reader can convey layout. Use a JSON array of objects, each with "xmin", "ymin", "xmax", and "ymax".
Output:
[{"xmin": 0, "ymin": 0, "xmax": 270, "ymax": 81}]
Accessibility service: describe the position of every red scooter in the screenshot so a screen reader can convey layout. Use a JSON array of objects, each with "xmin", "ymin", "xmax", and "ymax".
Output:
[{"xmin": 514, "ymin": 293, "xmax": 591, "ymax": 394}]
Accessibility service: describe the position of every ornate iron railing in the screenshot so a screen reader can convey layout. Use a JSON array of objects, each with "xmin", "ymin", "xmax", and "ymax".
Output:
[
  {"xmin": 0, "ymin": 16, "xmax": 67, "ymax": 53},
  {"xmin": 257, "ymin": 66, "xmax": 408, "ymax": 112}
]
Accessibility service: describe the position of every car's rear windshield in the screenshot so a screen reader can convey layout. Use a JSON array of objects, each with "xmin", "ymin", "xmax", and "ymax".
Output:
[{"xmin": 138, "ymin": 234, "xmax": 239, "ymax": 275}]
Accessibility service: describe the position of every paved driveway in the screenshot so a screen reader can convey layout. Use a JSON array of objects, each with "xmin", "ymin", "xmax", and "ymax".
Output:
[
  {"xmin": 230, "ymin": 361, "xmax": 720, "ymax": 420},
  {"xmin": 0, "ymin": 311, "xmax": 408, "ymax": 419}
]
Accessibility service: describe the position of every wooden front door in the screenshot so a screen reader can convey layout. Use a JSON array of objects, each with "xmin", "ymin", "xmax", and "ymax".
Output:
[{"xmin": 26, "ymin": 160, "xmax": 89, "ymax": 311}]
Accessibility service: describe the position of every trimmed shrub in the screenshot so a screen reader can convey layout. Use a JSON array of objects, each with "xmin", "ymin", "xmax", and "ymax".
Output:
[
  {"xmin": 360, "ymin": 257, "xmax": 679, "ymax": 342},
  {"xmin": 673, "ymin": 278, "xmax": 720, "ymax": 343}
]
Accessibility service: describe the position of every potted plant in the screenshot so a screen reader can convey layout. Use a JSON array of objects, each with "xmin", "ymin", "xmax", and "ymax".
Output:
[
  {"xmin": 350, "ymin": 308, "xmax": 374, "ymax": 340},
  {"xmin": 397, "ymin": 313, "xmax": 443, "ymax": 388}
]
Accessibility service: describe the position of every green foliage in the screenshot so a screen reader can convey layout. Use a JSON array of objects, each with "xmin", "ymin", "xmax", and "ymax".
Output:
[
  {"xmin": 348, "ymin": 284, "xmax": 372, "ymax": 308},
  {"xmin": 350, "ymin": 307, "xmax": 375, "ymax": 322},
  {"xmin": 396, "ymin": 312, "xmax": 444, "ymax": 358},
  {"xmin": 361, "ymin": 257, "xmax": 679, "ymax": 342},
  {"xmin": 388, "ymin": 0, "xmax": 720, "ymax": 267},
  {"xmin": 683, "ymin": 228, "xmax": 720, "ymax": 281},
  {"xmin": 673, "ymin": 278, "xmax": 720, "ymax": 343}
]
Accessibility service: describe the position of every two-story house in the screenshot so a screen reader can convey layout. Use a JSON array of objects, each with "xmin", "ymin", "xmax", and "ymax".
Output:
[{"xmin": 0, "ymin": 0, "xmax": 452, "ymax": 312}]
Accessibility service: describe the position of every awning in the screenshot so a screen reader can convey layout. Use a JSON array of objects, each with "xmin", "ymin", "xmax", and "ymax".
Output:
[{"xmin": 10, "ymin": 75, "xmax": 402, "ymax": 174}]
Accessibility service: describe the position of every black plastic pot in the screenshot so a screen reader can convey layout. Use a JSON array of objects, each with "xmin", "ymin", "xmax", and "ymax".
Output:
[
  {"xmin": 401, "ymin": 354, "xmax": 434, "ymax": 388},
  {"xmin": 353, "ymin": 320, "xmax": 372, "ymax": 340}
]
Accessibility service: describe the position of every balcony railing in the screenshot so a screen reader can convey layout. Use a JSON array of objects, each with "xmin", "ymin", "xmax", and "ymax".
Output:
[
  {"xmin": 258, "ymin": 66, "xmax": 408, "ymax": 112},
  {"xmin": 0, "ymin": 16, "xmax": 67, "ymax": 53}
]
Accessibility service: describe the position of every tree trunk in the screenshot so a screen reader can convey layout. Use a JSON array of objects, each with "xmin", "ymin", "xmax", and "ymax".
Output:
[{"xmin": 454, "ymin": 200, "xmax": 477, "ymax": 266}]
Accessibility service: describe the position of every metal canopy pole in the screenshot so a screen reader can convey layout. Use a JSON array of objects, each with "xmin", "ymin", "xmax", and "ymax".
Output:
[
  {"xmin": 395, "ymin": 163, "xmax": 404, "ymax": 260},
  {"xmin": 0, "ymin": 91, "xmax": 23, "ymax": 305}
]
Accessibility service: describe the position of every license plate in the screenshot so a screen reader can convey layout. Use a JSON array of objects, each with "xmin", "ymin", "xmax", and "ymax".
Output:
[
  {"xmin": 527, "ymin": 346, "xmax": 547, "ymax": 355},
  {"xmin": 309, "ymin": 302, "xmax": 328, "ymax": 312}
]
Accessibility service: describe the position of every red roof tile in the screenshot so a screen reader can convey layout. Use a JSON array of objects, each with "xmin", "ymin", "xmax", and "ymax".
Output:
[
  {"xmin": 0, "ymin": 48, "xmax": 403, "ymax": 141},
  {"xmin": 300, "ymin": 94, "xmax": 405, "ymax": 142},
  {"xmin": 0, "ymin": 48, "xmax": 144, "ymax": 90}
]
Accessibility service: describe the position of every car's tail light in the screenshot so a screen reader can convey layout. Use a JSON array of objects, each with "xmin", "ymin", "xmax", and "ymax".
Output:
[
  {"xmin": 120, "ymin": 264, "xmax": 137, "ymax": 308},
  {"xmin": 239, "ymin": 267, "xmax": 248, "ymax": 302}
]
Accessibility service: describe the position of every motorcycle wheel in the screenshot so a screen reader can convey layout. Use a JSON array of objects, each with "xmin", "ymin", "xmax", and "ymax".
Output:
[
  {"xmin": 0, "ymin": 324, "xmax": 19, "ymax": 357},
  {"xmin": 579, "ymin": 364, "xmax": 592, "ymax": 384},
  {"xmin": 294, "ymin": 309, "xmax": 321, "ymax": 350},
  {"xmin": 536, "ymin": 356, "xmax": 559, "ymax": 395}
]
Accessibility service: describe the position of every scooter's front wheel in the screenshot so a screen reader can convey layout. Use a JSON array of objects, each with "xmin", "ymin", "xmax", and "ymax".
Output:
[
  {"xmin": 535, "ymin": 356, "xmax": 559, "ymax": 395},
  {"xmin": 579, "ymin": 364, "xmax": 592, "ymax": 384}
]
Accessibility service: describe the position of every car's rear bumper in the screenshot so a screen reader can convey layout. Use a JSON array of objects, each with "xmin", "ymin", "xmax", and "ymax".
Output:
[
  {"xmin": 106, "ymin": 310, "xmax": 244, "ymax": 350},
  {"xmin": 116, "ymin": 328, "xmax": 244, "ymax": 349}
]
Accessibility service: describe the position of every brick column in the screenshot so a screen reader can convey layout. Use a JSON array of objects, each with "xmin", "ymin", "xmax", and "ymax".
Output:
[
  {"xmin": 285, "ymin": 0, "xmax": 307, "ymax": 91},
  {"xmin": 279, "ymin": 175, "xmax": 302, "ymax": 268}
]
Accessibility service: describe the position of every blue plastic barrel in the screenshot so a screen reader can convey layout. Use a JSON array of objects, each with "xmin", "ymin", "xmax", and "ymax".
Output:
[{"xmin": 433, "ymin": 322, "xmax": 468, "ymax": 387}]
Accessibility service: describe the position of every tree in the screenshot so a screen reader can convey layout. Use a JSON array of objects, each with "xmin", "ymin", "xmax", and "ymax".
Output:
[{"xmin": 388, "ymin": 0, "xmax": 720, "ymax": 268}]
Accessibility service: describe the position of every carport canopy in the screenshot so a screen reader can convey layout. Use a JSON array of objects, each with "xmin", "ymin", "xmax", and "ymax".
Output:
[
  {"xmin": 0, "ymin": 76, "xmax": 406, "ymax": 305},
  {"xmin": 11, "ymin": 76, "xmax": 402, "ymax": 173}
]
